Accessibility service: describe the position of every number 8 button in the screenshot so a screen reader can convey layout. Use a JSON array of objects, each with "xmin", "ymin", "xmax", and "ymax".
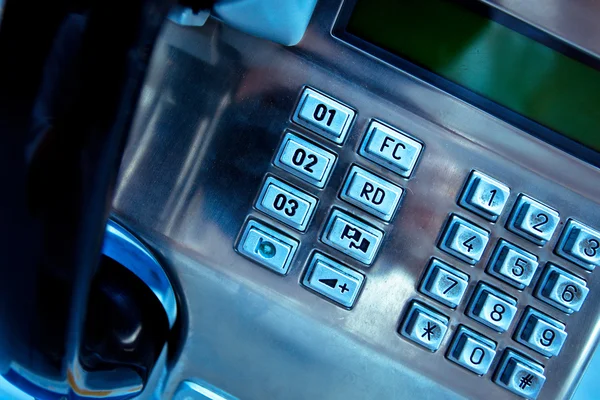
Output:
[{"xmin": 467, "ymin": 282, "xmax": 518, "ymax": 332}]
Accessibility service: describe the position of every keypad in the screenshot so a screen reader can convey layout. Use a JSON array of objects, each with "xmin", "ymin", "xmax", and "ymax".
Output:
[
  {"xmin": 507, "ymin": 195, "xmax": 560, "ymax": 245},
  {"xmin": 400, "ymin": 301, "xmax": 449, "ymax": 352},
  {"xmin": 340, "ymin": 165, "xmax": 403, "ymax": 221},
  {"xmin": 494, "ymin": 349, "xmax": 546, "ymax": 399},
  {"xmin": 535, "ymin": 264, "xmax": 589, "ymax": 314},
  {"xmin": 302, "ymin": 253, "xmax": 365, "ymax": 308},
  {"xmin": 238, "ymin": 86, "xmax": 600, "ymax": 398},
  {"xmin": 467, "ymin": 283, "xmax": 518, "ymax": 332},
  {"xmin": 556, "ymin": 219, "xmax": 600, "ymax": 270},
  {"xmin": 358, "ymin": 120, "xmax": 423, "ymax": 178},
  {"xmin": 321, "ymin": 209, "xmax": 384, "ymax": 265},
  {"xmin": 419, "ymin": 259, "xmax": 469, "ymax": 308},
  {"xmin": 255, "ymin": 176, "xmax": 318, "ymax": 231},
  {"xmin": 439, "ymin": 215, "xmax": 490, "ymax": 264},
  {"xmin": 274, "ymin": 131, "xmax": 337, "ymax": 188},
  {"xmin": 447, "ymin": 326, "xmax": 497, "ymax": 375},
  {"xmin": 487, "ymin": 240, "xmax": 539, "ymax": 289},
  {"xmin": 237, "ymin": 220, "xmax": 299, "ymax": 275},
  {"xmin": 459, "ymin": 171, "xmax": 510, "ymax": 221},
  {"xmin": 293, "ymin": 88, "xmax": 355, "ymax": 144},
  {"xmin": 514, "ymin": 307, "xmax": 567, "ymax": 357}
]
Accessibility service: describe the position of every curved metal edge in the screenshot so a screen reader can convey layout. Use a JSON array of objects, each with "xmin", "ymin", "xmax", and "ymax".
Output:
[{"xmin": 102, "ymin": 218, "xmax": 178, "ymax": 329}]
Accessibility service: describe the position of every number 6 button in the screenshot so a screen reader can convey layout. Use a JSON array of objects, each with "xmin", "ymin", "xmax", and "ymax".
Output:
[
  {"xmin": 556, "ymin": 219, "xmax": 600, "ymax": 271},
  {"xmin": 535, "ymin": 264, "xmax": 589, "ymax": 314},
  {"xmin": 439, "ymin": 215, "xmax": 490, "ymax": 264},
  {"xmin": 467, "ymin": 282, "xmax": 518, "ymax": 332}
]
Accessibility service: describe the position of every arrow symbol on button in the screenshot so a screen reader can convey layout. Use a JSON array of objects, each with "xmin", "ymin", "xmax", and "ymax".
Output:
[{"xmin": 319, "ymin": 278, "xmax": 338, "ymax": 289}]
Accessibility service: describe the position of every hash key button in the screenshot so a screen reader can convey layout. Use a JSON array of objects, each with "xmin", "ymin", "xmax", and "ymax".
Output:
[
  {"xmin": 494, "ymin": 349, "xmax": 546, "ymax": 399},
  {"xmin": 302, "ymin": 253, "xmax": 365, "ymax": 308},
  {"xmin": 400, "ymin": 301, "xmax": 449, "ymax": 352}
]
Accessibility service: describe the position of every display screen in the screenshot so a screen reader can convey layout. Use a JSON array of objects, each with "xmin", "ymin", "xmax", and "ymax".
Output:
[{"xmin": 346, "ymin": 0, "xmax": 600, "ymax": 154}]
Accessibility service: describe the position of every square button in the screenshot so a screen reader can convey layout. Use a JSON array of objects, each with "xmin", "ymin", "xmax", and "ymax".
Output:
[
  {"xmin": 293, "ymin": 87, "xmax": 355, "ymax": 144},
  {"xmin": 302, "ymin": 253, "xmax": 365, "ymax": 308},
  {"xmin": 400, "ymin": 301, "xmax": 449, "ymax": 352},
  {"xmin": 340, "ymin": 165, "xmax": 404, "ymax": 222},
  {"xmin": 358, "ymin": 120, "xmax": 423, "ymax": 178},
  {"xmin": 487, "ymin": 240, "xmax": 539, "ymax": 289},
  {"xmin": 255, "ymin": 176, "xmax": 318, "ymax": 232},
  {"xmin": 556, "ymin": 219, "xmax": 600, "ymax": 270},
  {"xmin": 507, "ymin": 195, "xmax": 560, "ymax": 245},
  {"xmin": 459, "ymin": 171, "xmax": 510, "ymax": 221},
  {"xmin": 467, "ymin": 282, "xmax": 518, "ymax": 332},
  {"xmin": 494, "ymin": 349, "xmax": 546, "ymax": 399},
  {"xmin": 321, "ymin": 209, "xmax": 384, "ymax": 265},
  {"xmin": 534, "ymin": 264, "xmax": 589, "ymax": 314},
  {"xmin": 419, "ymin": 259, "xmax": 469, "ymax": 308},
  {"xmin": 439, "ymin": 215, "xmax": 490, "ymax": 264},
  {"xmin": 514, "ymin": 307, "xmax": 567, "ymax": 357},
  {"xmin": 447, "ymin": 326, "xmax": 497, "ymax": 375},
  {"xmin": 274, "ymin": 131, "xmax": 337, "ymax": 188},
  {"xmin": 237, "ymin": 220, "xmax": 299, "ymax": 275}
]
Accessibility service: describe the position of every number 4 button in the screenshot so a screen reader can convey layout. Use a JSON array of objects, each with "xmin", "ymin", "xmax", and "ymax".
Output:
[
  {"xmin": 439, "ymin": 215, "xmax": 490, "ymax": 264},
  {"xmin": 420, "ymin": 259, "xmax": 469, "ymax": 308}
]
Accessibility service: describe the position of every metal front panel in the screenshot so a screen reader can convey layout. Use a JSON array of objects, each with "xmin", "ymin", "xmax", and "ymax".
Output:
[{"xmin": 112, "ymin": 1, "xmax": 600, "ymax": 399}]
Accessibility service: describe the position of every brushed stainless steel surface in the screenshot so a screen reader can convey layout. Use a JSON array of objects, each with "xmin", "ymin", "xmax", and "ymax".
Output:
[
  {"xmin": 482, "ymin": 0, "xmax": 600, "ymax": 59},
  {"xmin": 112, "ymin": 0, "xmax": 600, "ymax": 398}
]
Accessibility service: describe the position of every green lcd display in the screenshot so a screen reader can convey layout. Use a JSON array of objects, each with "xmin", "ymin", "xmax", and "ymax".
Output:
[{"xmin": 347, "ymin": 0, "xmax": 600, "ymax": 153}]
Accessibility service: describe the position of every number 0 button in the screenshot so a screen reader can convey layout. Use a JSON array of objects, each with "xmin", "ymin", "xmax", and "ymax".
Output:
[
  {"xmin": 293, "ymin": 87, "xmax": 355, "ymax": 144},
  {"xmin": 467, "ymin": 282, "xmax": 518, "ymax": 332},
  {"xmin": 447, "ymin": 326, "xmax": 497, "ymax": 375},
  {"xmin": 439, "ymin": 215, "xmax": 490, "ymax": 264},
  {"xmin": 255, "ymin": 177, "xmax": 318, "ymax": 232}
]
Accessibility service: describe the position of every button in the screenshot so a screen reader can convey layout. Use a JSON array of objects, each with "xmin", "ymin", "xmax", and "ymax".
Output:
[
  {"xmin": 292, "ymin": 87, "xmax": 355, "ymax": 144},
  {"xmin": 487, "ymin": 240, "xmax": 539, "ymax": 289},
  {"xmin": 273, "ymin": 132, "xmax": 337, "ymax": 188},
  {"xmin": 419, "ymin": 259, "xmax": 469, "ymax": 308},
  {"xmin": 340, "ymin": 165, "xmax": 403, "ymax": 222},
  {"xmin": 494, "ymin": 349, "xmax": 546, "ymax": 399},
  {"xmin": 514, "ymin": 307, "xmax": 567, "ymax": 357},
  {"xmin": 447, "ymin": 326, "xmax": 497, "ymax": 375},
  {"xmin": 358, "ymin": 120, "xmax": 423, "ymax": 178},
  {"xmin": 399, "ymin": 301, "xmax": 449, "ymax": 352},
  {"xmin": 302, "ymin": 253, "xmax": 365, "ymax": 308},
  {"xmin": 556, "ymin": 219, "xmax": 600, "ymax": 271},
  {"xmin": 439, "ymin": 215, "xmax": 490, "ymax": 264},
  {"xmin": 534, "ymin": 264, "xmax": 589, "ymax": 314},
  {"xmin": 507, "ymin": 195, "xmax": 560, "ymax": 245},
  {"xmin": 321, "ymin": 209, "xmax": 384, "ymax": 265},
  {"xmin": 459, "ymin": 171, "xmax": 510, "ymax": 221},
  {"xmin": 255, "ymin": 176, "xmax": 318, "ymax": 231},
  {"xmin": 467, "ymin": 282, "xmax": 518, "ymax": 332},
  {"xmin": 237, "ymin": 220, "xmax": 299, "ymax": 275}
]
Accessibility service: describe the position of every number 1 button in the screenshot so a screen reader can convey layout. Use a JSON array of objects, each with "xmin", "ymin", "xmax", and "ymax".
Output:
[
  {"xmin": 439, "ymin": 215, "xmax": 490, "ymax": 264},
  {"xmin": 459, "ymin": 171, "xmax": 510, "ymax": 221},
  {"xmin": 293, "ymin": 87, "xmax": 355, "ymax": 144}
]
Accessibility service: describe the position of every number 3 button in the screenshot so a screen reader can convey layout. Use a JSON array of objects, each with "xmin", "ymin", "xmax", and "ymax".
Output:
[
  {"xmin": 467, "ymin": 283, "xmax": 518, "ymax": 332},
  {"xmin": 439, "ymin": 215, "xmax": 490, "ymax": 264}
]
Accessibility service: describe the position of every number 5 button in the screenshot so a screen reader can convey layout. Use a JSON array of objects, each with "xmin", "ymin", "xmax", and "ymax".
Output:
[
  {"xmin": 420, "ymin": 259, "xmax": 469, "ymax": 308},
  {"xmin": 439, "ymin": 215, "xmax": 490, "ymax": 264},
  {"xmin": 467, "ymin": 283, "xmax": 518, "ymax": 332},
  {"xmin": 556, "ymin": 219, "xmax": 600, "ymax": 270},
  {"xmin": 535, "ymin": 264, "xmax": 589, "ymax": 314}
]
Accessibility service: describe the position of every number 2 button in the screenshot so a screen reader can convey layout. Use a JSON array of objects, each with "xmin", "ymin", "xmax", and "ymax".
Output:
[{"xmin": 508, "ymin": 195, "xmax": 560, "ymax": 245}]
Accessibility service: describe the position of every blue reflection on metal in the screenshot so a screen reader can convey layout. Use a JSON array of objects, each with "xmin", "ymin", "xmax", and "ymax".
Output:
[
  {"xmin": 103, "ymin": 219, "xmax": 177, "ymax": 328},
  {"xmin": 174, "ymin": 380, "xmax": 239, "ymax": 400}
]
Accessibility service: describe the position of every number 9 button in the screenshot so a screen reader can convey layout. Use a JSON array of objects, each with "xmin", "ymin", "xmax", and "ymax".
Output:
[{"xmin": 514, "ymin": 307, "xmax": 567, "ymax": 357}]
